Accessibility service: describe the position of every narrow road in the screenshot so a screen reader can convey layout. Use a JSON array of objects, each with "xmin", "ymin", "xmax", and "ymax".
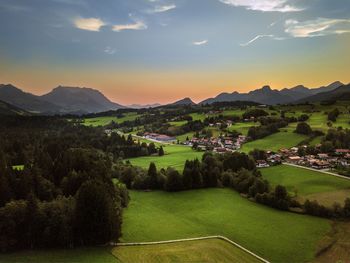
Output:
[
  {"xmin": 283, "ymin": 162, "xmax": 350, "ymax": 181},
  {"xmin": 114, "ymin": 235, "xmax": 270, "ymax": 263}
]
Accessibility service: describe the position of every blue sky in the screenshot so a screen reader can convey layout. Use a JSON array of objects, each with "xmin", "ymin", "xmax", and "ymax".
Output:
[{"xmin": 0, "ymin": 0, "xmax": 349, "ymax": 104}]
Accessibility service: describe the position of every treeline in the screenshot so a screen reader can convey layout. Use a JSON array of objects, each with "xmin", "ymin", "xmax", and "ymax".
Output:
[
  {"xmin": 248, "ymin": 117, "xmax": 288, "ymax": 140},
  {"xmin": 0, "ymin": 116, "xmax": 130, "ymax": 251},
  {"xmin": 117, "ymin": 152, "xmax": 295, "ymax": 212},
  {"xmin": 322, "ymin": 128, "xmax": 350, "ymax": 151}
]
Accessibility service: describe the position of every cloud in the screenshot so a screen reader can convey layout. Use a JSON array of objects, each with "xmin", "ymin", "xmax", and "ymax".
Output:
[
  {"xmin": 192, "ymin": 40, "xmax": 208, "ymax": 46},
  {"xmin": 218, "ymin": 0, "xmax": 303, "ymax": 12},
  {"xmin": 151, "ymin": 4, "xmax": 176, "ymax": 13},
  {"xmin": 74, "ymin": 17, "xmax": 105, "ymax": 31},
  {"xmin": 104, "ymin": 46, "xmax": 116, "ymax": 55},
  {"xmin": 240, "ymin": 35, "xmax": 274, "ymax": 46},
  {"xmin": 112, "ymin": 21, "xmax": 147, "ymax": 32},
  {"xmin": 285, "ymin": 18, "xmax": 350, "ymax": 38}
]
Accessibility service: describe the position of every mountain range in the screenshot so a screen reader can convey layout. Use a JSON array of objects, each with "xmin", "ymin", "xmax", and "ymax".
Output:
[
  {"xmin": 200, "ymin": 81, "xmax": 345, "ymax": 105},
  {"xmin": 0, "ymin": 84, "xmax": 124, "ymax": 114},
  {"xmin": 0, "ymin": 81, "xmax": 349, "ymax": 115}
]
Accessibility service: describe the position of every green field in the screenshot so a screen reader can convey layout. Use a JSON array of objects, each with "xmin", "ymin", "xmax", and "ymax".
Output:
[
  {"xmin": 127, "ymin": 144, "xmax": 203, "ymax": 170},
  {"xmin": 82, "ymin": 113, "xmax": 140, "ymax": 127},
  {"xmin": 228, "ymin": 122, "xmax": 259, "ymax": 135},
  {"xmin": 241, "ymin": 128, "xmax": 307, "ymax": 153},
  {"xmin": 121, "ymin": 189, "xmax": 330, "ymax": 263},
  {"xmin": 0, "ymin": 247, "xmax": 118, "ymax": 263},
  {"xmin": 113, "ymin": 238, "xmax": 261, "ymax": 263},
  {"xmin": 260, "ymin": 165, "xmax": 350, "ymax": 206}
]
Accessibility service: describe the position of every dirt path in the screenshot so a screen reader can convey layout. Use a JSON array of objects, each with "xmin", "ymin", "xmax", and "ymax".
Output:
[{"xmin": 114, "ymin": 235, "xmax": 270, "ymax": 263}]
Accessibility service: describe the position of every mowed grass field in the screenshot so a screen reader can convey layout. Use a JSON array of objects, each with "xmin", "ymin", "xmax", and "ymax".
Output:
[
  {"xmin": 126, "ymin": 144, "xmax": 203, "ymax": 170},
  {"xmin": 121, "ymin": 189, "xmax": 330, "ymax": 263},
  {"xmin": 82, "ymin": 113, "xmax": 140, "ymax": 127},
  {"xmin": 260, "ymin": 165, "xmax": 350, "ymax": 206},
  {"xmin": 0, "ymin": 247, "xmax": 119, "ymax": 263},
  {"xmin": 241, "ymin": 128, "xmax": 307, "ymax": 153},
  {"xmin": 113, "ymin": 238, "xmax": 261, "ymax": 263}
]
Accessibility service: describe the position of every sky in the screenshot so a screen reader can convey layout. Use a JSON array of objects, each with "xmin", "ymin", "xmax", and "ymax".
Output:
[{"xmin": 0, "ymin": 0, "xmax": 349, "ymax": 105}]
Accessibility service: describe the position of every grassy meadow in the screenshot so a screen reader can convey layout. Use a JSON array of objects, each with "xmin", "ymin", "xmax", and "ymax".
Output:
[
  {"xmin": 113, "ymin": 238, "xmax": 261, "ymax": 263},
  {"xmin": 260, "ymin": 165, "xmax": 350, "ymax": 206},
  {"xmin": 126, "ymin": 144, "xmax": 203, "ymax": 170},
  {"xmin": 0, "ymin": 247, "xmax": 119, "ymax": 263},
  {"xmin": 82, "ymin": 113, "xmax": 140, "ymax": 127},
  {"xmin": 240, "ymin": 128, "xmax": 307, "ymax": 153},
  {"xmin": 121, "ymin": 188, "xmax": 330, "ymax": 263}
]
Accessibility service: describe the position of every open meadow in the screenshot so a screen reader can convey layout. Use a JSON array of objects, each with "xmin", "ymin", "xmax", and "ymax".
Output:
[
  {"xmin": 126, "ymin": 144, "xmax": 203, "ymax": 170},
  {"xmin": 82, "ymin": 113, "xmax": 140, "ymax": 127},
  {"xmin": 260, "ymin": 164, "xmax": 350, "ymax": 206},
  {"xmin": 240, "ymin": 128, "xmax": 308, "ymax": 153},
  {"xmin": 121, "ymin": 188, "xmax": 330, "ymax": 263},
  {"xmin": 113, "ymin": 238, "xmax": 262, "ymax": 263}
]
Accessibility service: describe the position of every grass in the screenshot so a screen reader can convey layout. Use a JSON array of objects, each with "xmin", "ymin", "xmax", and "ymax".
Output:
[
  {"xmin": 112, "ymin": 238, "xmax": 261, "ymax": 263},
  {"xmin": 126, "ymin": 144, "xmax": 203, "ymax": 170},
  {"xmin": 121, "ymin": 188, "xmax": 330, "ymax": 263},
  {"xmin": 241, "ymin": 128, "xmax": 307, "ymax": 153},
  {"xmin": 228, "ymin": 122, "xmax": 258, "ymax": 135},
  {"xmin": 82, "ymin": 113, "xmax": 139, "ymax": 127},
  {"xmin": 0, "ymin": 247, "xmax": 119, "ymax": 263},
  {"xmin": 315, "ymin": 221, "xmax": 350, "ymax": 263},
  {"xmin": 12, "ymin": 165, "xmax": 24, "ymax": 171},
  {"xmin": 260, "ymin": 165, "xmax": 350, "ymax": 206}
]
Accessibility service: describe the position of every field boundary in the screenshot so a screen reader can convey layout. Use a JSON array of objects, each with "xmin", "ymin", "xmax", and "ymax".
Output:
[
  {"xmin": 114, "ymin": 235, "xmax": 270, "ymax": 263},
  {"xmin": 283, "ymin": 162, "xmax": 350, "ymax": 181}
]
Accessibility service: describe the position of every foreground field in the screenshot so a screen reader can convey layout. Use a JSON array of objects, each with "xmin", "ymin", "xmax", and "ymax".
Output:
[
  {"xmin": 0, "ymin": 247, "xmax": 118, "ymax": 263},
  {"xmin": 127, "ymin": 144, "xmax": 203, "ymax": 170},
  {"xmin": 121, "ymin": 189, "xmax": 330, "ymax": 263},
  {"xmin": 260, "ymin": 165, "xmax": 350, "ymax": 206},
  {"xmin": 113, "ymin": 238, "xmax": 261, "ymax": 263}
]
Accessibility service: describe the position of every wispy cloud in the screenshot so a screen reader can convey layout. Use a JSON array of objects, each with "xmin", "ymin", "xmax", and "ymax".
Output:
[
  {"xmin": 285, "ymin": 18, "xmax": 350, "ymax": 38},
  {"xmin": 192, "ymin": 40, "xmax": 208, "ymax": 46},
  {"xmin": 112, "ymin": 21, "xmax": 147, "ymax": 32},
  {"xmin": 240, "ymin": 35, "xmax": 275, "ymax": 46},
  {"xmin": 104, "ymin": 46, "xmax": 116, "ymax": 55},
  {"xmin": 74, "ymin": 17, "xmax": 105, "ymax": 31},
  {"xmin": 150, "ymin": 4, "xmax": 176, "ymax": 13},
  {"xmin": 219, "ymin": 0, "xmax": 303, "ymax": 12}
]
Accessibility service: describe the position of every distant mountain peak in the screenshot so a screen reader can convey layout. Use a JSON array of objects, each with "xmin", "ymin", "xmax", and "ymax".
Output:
[{"xmin": 171, "ymin": 97, "xmax": 196, "ymax": 106}]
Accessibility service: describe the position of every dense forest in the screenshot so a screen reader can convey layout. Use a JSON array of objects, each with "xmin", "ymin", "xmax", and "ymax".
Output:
[{"xmin": 0, "ymin": 116, "xmax": 133, "ymax": 251}]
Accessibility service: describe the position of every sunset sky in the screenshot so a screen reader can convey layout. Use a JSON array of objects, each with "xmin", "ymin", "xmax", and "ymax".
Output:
[{"xmin": 0, "ymin": 0, "xmax": 349, "ymax": 105}]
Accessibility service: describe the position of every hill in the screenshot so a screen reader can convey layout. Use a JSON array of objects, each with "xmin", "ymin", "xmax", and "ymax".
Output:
[
  {"xmin": 200, "ymin": 81, "xmax": 344, "ymax": 105},
  {"xmin": 41, "ymin": 86, "xmax": 124, "ymax": 114},
  {"xmin": 0, "ymin": 84, "xmax": 61, "ymax": 114},
  {"xmin": 297, "ymin": 83, "xmax": 350, "ymax": 103},
  {"xmin": 0, "ymin": 99, "xmax": 29, "ymax": 115},
  {"xmin": 170, "ymin": 97, "xmax": 196, "ymax": 106}
]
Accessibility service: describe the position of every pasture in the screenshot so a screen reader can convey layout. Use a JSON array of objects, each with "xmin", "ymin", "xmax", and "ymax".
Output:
[
  {"xmin": 126, "ymin": 144, "xmax": 203, "ymax": 170},
  {"xmin": 0, "ymin": 247, "xmax": 118, "ymax": 263},
  {"xmin": 82, "ymin": 112, "xmax": 139, "ymax": 127},
  {"xmin": 240, "ymin": 128, "xmax": 307, "ymax": 153},
  {"xmin": 260, "ymin": 164, "xmax": 350, "ymax": 206},
  {"xmin": 121, "ymin": 188, "xmax": 330, "ymax": 263},
  {"xmin": 113, "ymin": 238, "xmax": 262, "ymax": 263}
]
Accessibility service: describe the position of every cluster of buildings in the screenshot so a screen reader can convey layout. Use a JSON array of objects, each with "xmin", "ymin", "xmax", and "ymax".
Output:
[
  {"xmin": 254, "ymin": 147, "xmax": 350, "ymax": 170},
  {"xmin": 280, "ymin": 147, "xmax": 350, "ymax": 170},
  {"xmin": 143, "ymin": 132, "xmax": 177, "ymax": 142},
  {"xmin": 184, "ymin": 135, "xmax": 247, "ymax": 153}
]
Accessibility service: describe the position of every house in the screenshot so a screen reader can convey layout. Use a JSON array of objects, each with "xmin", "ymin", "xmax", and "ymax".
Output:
[
  {"xmin": 288, "ymin": 156, "xmax": 301, "ymax": 163},
  {"xmin": 256, "ymin": 160, "xmax": 270, "ymax": 168},
  {"xmin": 311, "ymin": 160, "xmax": 330, "ymax": 169}
]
